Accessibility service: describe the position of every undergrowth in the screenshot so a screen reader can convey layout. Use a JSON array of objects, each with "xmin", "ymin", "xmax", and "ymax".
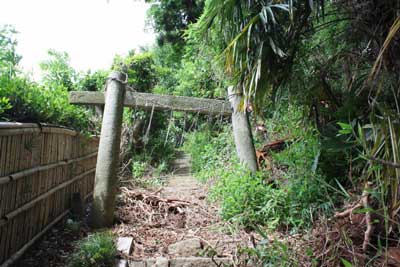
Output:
[
  {"xmin": 121, "ymin": 109, "xmax": 177, "ymax": 188},
  {"xmin": 68, "ymin": 232, "xmax": 116, "ymax": 267},
  {"xmin": 182, "ymin": 106, "xmax": 338, "ymax": 266},
  {"xmin": 184, "ymin": 105, "xmax": 335, "ymax": 230},
  {"xmin": 236, "ymin": 227, "xmax": 311, "ymax": 267},
  {"xmin": 184, "ymin": 124, "xmax": 235, "ymax": 182}
]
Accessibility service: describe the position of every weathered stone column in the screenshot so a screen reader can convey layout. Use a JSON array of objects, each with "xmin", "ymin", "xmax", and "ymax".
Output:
[
  {"xmin": 228, "ymin": 86, "xmax": 258, "ymax": 173},
  {"xmin": 90, "ymin": 72, "xmax": 126, "ymax": 228}
]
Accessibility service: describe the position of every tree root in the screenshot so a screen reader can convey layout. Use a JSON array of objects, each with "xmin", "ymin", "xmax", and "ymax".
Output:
[
  {"xmin": 362, "ymin": 184, "xmax": 372, "ymax": 252},
  {"xmin": 334, "ymin": 182, "xmax": 373, "ymax": 252}
]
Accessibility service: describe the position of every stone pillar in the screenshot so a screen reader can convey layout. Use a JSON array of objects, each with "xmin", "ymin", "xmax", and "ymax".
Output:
[
  {"xmin": 90, "ymin": 72, "xmax": 126, "ymax": 228},
  {"xmin": 228, "ymin": 86, "xmax": 258, "ymax": 173}
]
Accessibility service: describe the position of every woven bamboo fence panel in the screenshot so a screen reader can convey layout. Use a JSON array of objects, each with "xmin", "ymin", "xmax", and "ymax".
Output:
[{"xmin": 0, "ymin": 123, "xmax": 99, "ymax": 265}]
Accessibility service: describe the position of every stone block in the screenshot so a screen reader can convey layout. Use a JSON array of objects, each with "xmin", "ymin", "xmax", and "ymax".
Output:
[
  {"xmin": 168, "ymin": 238, "xmax": 202, "ymax": 257},
  {"xmin": 169, "ymin": 257, "xmax": 231, "ymax": 267},
  {"xmin": 117, "ymin": 237, "xmax": 134, "ymax": 255}
]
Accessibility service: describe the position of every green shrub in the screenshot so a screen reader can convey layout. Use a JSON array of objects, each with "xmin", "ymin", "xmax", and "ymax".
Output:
[
  {"xmin": 0, "ymin": 75, "xmax": 92, "ymax": 132},
  {"xmin": 129, "ymin": 122, "xmax": 176, "ymax": 175},
  {"xmin": 0, "ymin": 96, "xmax": 11, "ymax": 118},
  {"xmin": 132, "ymin": 160, "xmax": 147, "ymax": 179},
  {"xmin": 238, "ymin": 239, "xmax": 300, "ymax": 267},
  {"xmin": 77, "ymin": 70, "xmax": 108, "ymax": 92},
  {"xmin": 154, "ymin": 161, "xmax": 168, "ymax": 177},
  {"xmin": 210, "ymin": 164, "xmax": 332, "ymax": 229},
  {"xmin": 210, "ymin": 166, "xmax": 287, "ymax": 228},
  {"xmin": 112, "ymin": 51, "xmax": 157, "ymax": 92},
  {"xmin": 68, "ymin": 232, "xmax": 117, "ymax": 267}
]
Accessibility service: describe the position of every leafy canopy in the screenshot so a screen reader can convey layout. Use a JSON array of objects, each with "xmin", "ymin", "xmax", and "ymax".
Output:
[
  {"xmin": 0, "ymin": 25, "xmax": 21, "ymax": 78},
  {"xmin": 146, "ymin": 0, "xmax": 205, "ymax": 50},
  {"xmin": 39, "ymin": 49, "xmax": 77, "ymax": 91},
  {"xmin": 113, "ymin": 50, "xmax": 158, "ymax": 92}
]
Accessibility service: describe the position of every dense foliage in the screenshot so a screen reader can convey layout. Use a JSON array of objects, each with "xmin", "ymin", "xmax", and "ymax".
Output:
[
  {"xmin": 113, "ymin": 50, "xmax": 157, "ymax": 92},
  {"xmin": 68, "ymin": 232, "xmax": 117, "ymax": 267},
  {"xmin": 184, "ymin": 106, "xmax": 334, "ymax": 230},
  {"xmin": 0, "ymin": 75, "xmax": 91, "ymax": 129},
  {"xmin": 197, "ymin": 0, "xmax": 316, "ymax": 108},
  {"xmin": 146, "ymin": 0, "xmax": 400, "ymax": 264},
  {"xmin": 146, "ymin": 0, "xmax": 204, "ymax": 52},
  {"xmin": 40, "ymin": 49, "xmax": 77, "ymax": 91},
  {"xmin": 0, "ymin": 25, "xmax": 20, "ymax": 78},
  {"xmin": 185, "ymin": 0, "xmax": 400, "ymax": 265}
]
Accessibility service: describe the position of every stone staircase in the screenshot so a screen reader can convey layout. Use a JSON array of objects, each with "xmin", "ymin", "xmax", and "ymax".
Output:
[
  {"xmin": 171, "ymin": 150, "xmax": 191, "ymax": 175},
  {"xmin": 119, "ymin": 151, "xmax": 232, "ymax": 267},
  {"xmin": 129, "ymin": 257, "xmax": 231, "ymax": 267},
  {"xmin": 128, "ymin": 237, "xmax": 231, "ymax": 266}
]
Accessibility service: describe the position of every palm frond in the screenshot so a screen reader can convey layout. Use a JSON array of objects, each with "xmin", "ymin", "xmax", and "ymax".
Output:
[{"xmin": 196, "ymin": 0, "xmax": 316, "ymax": 109}]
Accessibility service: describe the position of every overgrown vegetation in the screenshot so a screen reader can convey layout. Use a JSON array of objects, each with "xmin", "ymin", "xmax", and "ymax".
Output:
[
  {"xmin": 0, "ymin": 25, "xmax": 106, "ymax": 132},
  {"xmin": 3, "ymin": 0, "xmax": 400, "ymax": 265},
  {"xmin": 123, "ymin": 0, "xmax": 400, "ymax": 264},
  {"xmin": 68, "ymin": 232, "xmax": 117, "ymax": 267},
  {"xmin": 180, "ymin": 0, "xmax": 400, "ymax": 264},
  {"xmin": 184, "ymin": 106, "xmax": 334, "ymax": 230}
]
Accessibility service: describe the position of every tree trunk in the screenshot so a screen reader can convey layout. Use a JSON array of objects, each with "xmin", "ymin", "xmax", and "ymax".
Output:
[
  {"xmin": 90, "ymin": 72, "xmax": 126, "ymax": 228},
  {"xmin": 228, "ymin": 86, "xmax": 258, "ymax": 173}
]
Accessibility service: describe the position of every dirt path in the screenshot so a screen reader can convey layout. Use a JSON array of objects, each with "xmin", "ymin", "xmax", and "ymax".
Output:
[
  {"xmin": 114, "ymin": 151, "xmax": 250, "ymax": 266},
  {"xmin": 14, "ymin": 151, "xmax": 252, "ymax": 267}
]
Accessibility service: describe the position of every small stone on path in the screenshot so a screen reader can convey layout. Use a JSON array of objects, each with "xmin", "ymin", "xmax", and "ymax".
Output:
[
  {"xmin": 117, "ymin": 237, "xmax": 134, "ymax": 254},
  {"xmin": 168, "ymin": 238, "xmax": 202, "ymax": 257}
]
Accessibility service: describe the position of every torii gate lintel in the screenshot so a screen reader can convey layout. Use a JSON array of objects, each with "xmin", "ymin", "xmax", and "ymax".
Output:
[
  {"xmin": 69, "ymin": 71, "xmax": 257, "ymax": 229},
  {"xmin": 69, "ymin": 91, "xmax": 232, "ymax": 116}
]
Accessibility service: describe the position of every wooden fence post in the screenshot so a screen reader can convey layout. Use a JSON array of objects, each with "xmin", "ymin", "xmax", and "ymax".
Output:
[
  {"xmin": 228, "ymin": 86, "xmax": 258, "ymax": 173},
  {"xmin": 90, "ymin": 72, "xmax": 126, "ymax": 228}
]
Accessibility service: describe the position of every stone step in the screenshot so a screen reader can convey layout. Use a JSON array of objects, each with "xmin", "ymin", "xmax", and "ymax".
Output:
[
  {"xmin": 171, "ymin": 162, "xmax": 191, "ymax": 168},
  {"xmin": 172, "ymin": 162, "xmax": 189, "ymax": 166},
  {"xmin": 172, "ymin": 168, "xmax": 191, "ymax": 175},
  {"xmin": 129, "ymin": 257, "xmax": 232, "ymax": 267},
  {"xmin": 171, "ymin": 157, "xmax": 191, "ymax": 164},
  {"xmin": 127, "ymin": 238, "xmax": 232, "ymax": 267}
]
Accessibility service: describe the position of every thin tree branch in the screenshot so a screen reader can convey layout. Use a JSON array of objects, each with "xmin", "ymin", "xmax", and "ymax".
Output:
[{"xmin": 369, "ymin": 156, "xmax": 400, "ymax": 168}]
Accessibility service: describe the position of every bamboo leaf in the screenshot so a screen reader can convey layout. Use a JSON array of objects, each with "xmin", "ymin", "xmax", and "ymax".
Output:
[
  {"xmin": 341, "ymin": 258, "xmax": 353, "ymax": 267},
  {"xmin": 369, "ymin": 17, "xmax": 400, "ymax": 80}
]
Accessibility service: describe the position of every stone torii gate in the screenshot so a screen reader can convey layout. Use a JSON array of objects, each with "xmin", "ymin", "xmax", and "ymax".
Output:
[{"xmin": 69, "ymin": 72, "xmax": 257, "ymax": 228}]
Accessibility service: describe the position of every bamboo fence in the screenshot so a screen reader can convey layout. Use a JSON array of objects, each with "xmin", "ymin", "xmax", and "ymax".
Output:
[{"xmin": 0, "ymin": 122, "xmax": 99, "ymax": 266}]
